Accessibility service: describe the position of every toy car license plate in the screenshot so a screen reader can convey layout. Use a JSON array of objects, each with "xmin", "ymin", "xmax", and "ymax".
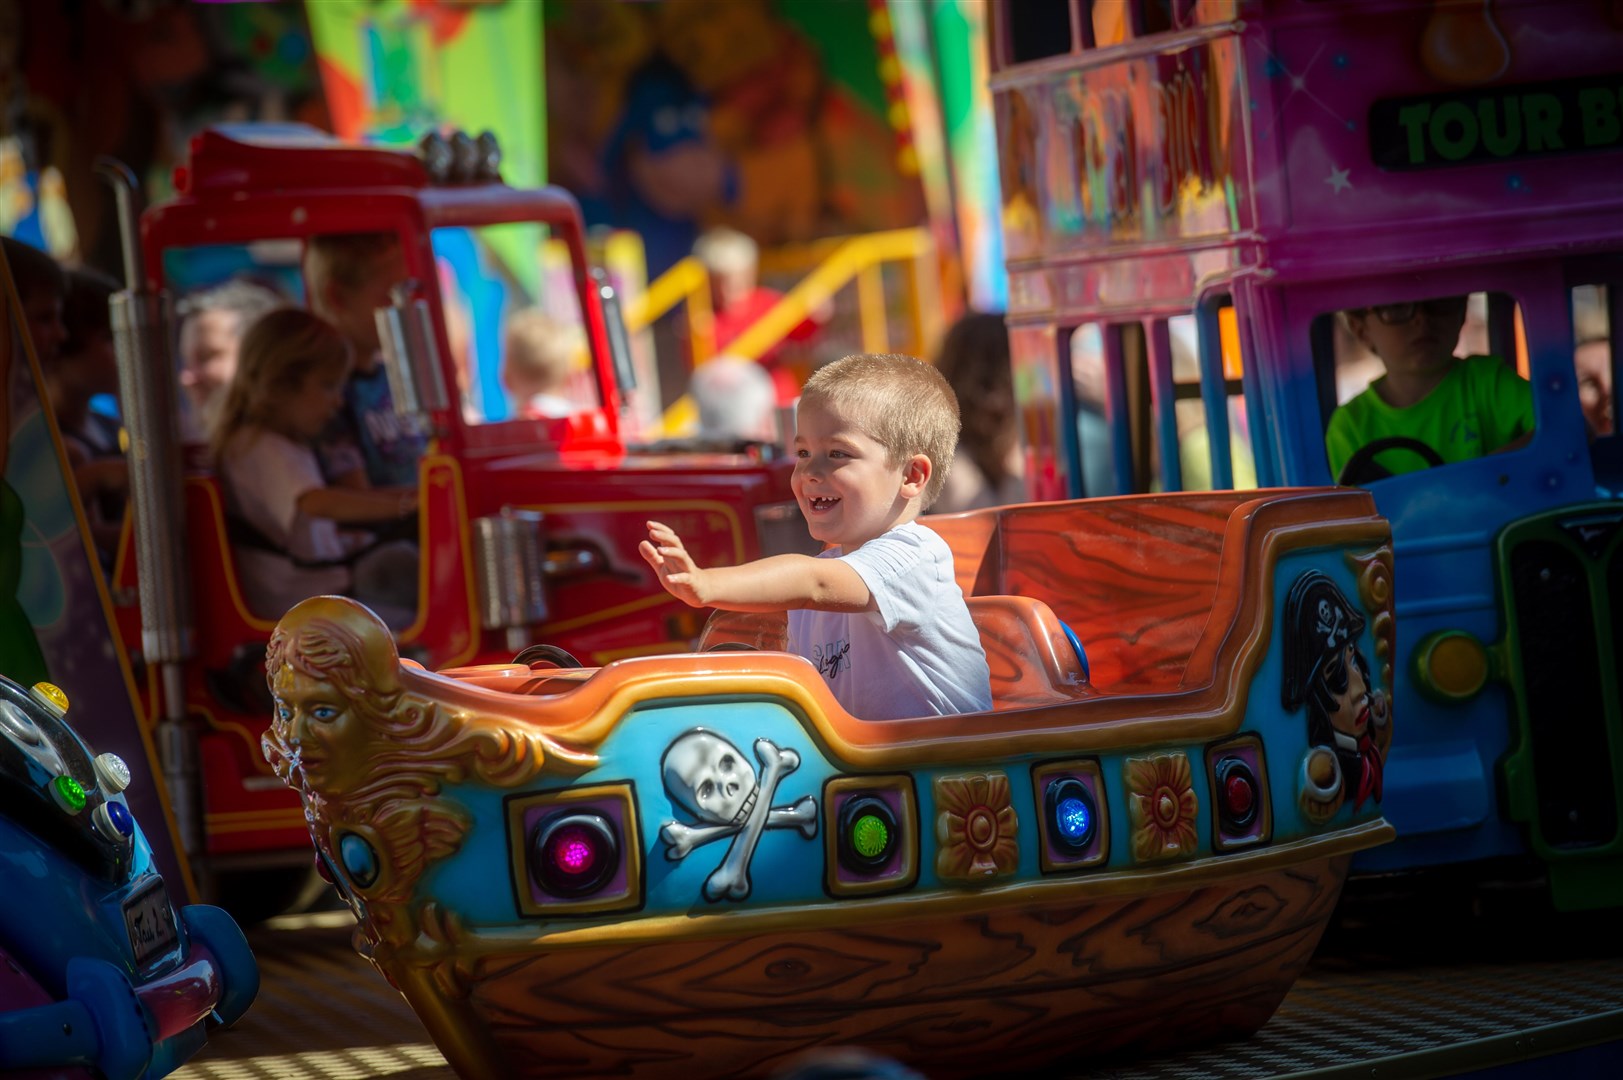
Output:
[{"xmin": 123, "ymin": 879, "xmax": 179, "ymax": 965}]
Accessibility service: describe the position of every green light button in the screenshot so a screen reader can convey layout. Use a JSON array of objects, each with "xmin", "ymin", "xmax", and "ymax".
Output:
[
  {"xmin": 851, "ymin": 813, "xmax": 890, "ymax": 860},
  {"xmin": 52, "ymin": 775, "xmax": 88, "ymax": 814}
]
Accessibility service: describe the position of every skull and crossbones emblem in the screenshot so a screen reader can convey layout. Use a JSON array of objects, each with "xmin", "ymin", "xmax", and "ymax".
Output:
[
  {"xmin": 1316, "ymin": 598, "xmax": 1350, "ymax": 651},
  {"xmin": 659, "ymin": 729, "xmax": 817, "ymax": 902}
]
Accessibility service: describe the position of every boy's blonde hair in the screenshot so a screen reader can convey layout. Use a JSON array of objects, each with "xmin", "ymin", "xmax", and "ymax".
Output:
[
  {"xmin": 210, "ymin": 308, "xmax": 352, "ymax": 457},
  {"xmin": 800, "ymin": 353, "xmax": 960, "ymax": 507},
  {"xmin": 304, "ymin": 232, "xmax": 400, "ymax": 318},
  {"xmin": 503, "ymin": 307, "xmax": 584, "ymax": 394}
]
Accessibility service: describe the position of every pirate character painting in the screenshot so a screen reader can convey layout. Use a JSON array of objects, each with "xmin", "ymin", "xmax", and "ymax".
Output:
[{"xmin": 1282, "ymin": 571, "xmax": 1391, "ymax": 823}]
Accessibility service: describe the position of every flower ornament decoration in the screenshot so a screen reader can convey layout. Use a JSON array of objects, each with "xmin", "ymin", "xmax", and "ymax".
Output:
[
  {"xmin": 1126, "ymin": 753, "xmax": 1199, "ymax": 862},
  {"xmin": 934, "ymin": 772, "xmax": 1019, "ymax": 881}
]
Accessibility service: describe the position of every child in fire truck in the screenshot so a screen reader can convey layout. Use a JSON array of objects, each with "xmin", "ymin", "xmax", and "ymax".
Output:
[
  {"xmin": 212, "ymin": 308, "xmax": 419, "ymax": 627},
  {"xmin": 303, "ymin": 232, "xmax": 428, "ymax": 490}
]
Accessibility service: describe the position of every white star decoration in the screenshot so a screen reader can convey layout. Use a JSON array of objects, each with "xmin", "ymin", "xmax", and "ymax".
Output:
[{"xmin": 1325, "ymin": 166, "xmax": 1352, "ymax": 194}]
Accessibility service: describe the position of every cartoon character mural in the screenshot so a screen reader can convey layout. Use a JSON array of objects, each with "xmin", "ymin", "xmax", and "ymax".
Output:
[
  {"xmin": 659, "ymin": 728, "xmax": 817, "ymax": 902},
  {"xmin": 547, "ymin": 0, "xmax": 926, "ymax": 277},
  {"xmin": 583, "ymin": 54, "xmax": 732, "ymax": 280},
  {"xmin": 1282, "ymin": 569, "xmax": 1391, "ymax": 824}
]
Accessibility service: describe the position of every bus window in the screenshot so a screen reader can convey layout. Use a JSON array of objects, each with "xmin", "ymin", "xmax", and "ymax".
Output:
[
  {"xmin": 1070, "ymin": 323, "xmax": 1116, "ymax": 496},
  {"xmin": 1170, "ymin": 306, "xmax": 1258, "ymax": 491},
  {"xmin": 1117, "ymin": 321, "xmax": 1153, "ymax": 492},
  {"xmin": 1138, "ymin": 1, "xmax": 1193, "ymax": 36},
  {"xmin": 1072, "ymin": 320, "xmax": 1156, "ymax": 493},
  {"xmin": 1002, "ymin": 0, "xmax": 1073, "ymax": 65},
  {"xmin": 1214, "ymin": 304, "xmax": 1259, "ymax": 490},
  {"xmin": 1092, "ymin": 2, "xmax": 1130, "ymax": 47},
  {"xmin": 1314, "ymin": 291, "xmax": 1534, "ymax": 486},
  {"xmin": 1572, "ymin": 284, "xmax": 1614, "ymax": 439},
  {"xmin": 1140, "ymin": 1, "xmax": 1174, "ymax": 37}
]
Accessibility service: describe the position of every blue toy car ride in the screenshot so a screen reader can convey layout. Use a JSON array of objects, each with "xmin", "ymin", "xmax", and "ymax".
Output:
[{"xmin": 0, "ymin": 674, "xmax": 258, "ymax": 1078}]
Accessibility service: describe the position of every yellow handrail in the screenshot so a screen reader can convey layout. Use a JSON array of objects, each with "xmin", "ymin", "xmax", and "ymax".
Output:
[
  {"xmin": 624, "ymin": 256, "xmax": 715, "ymax": 365},
  {"xmin": 723, "ymin": 228, "xmax": 935, "ymax": 364},
  {"xmin": 634, "ymin": 227, "xmax": 940, "ymax": 438}
]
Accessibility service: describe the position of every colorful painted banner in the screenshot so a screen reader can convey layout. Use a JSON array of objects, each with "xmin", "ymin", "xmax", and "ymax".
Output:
[
  {"xmin": 926, "ymin": 0, "xmax": 1006, "ymax": 313},
  {"xmin": 305, "ymin": 0, "xmax": 546, "ymax": 294},
  {"xmin": 305, "ymin": 0, "xmax": 548, "ymax": 419}
]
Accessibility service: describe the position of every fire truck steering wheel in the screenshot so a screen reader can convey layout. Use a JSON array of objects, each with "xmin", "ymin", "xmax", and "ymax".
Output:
[
  {"xmin": 513, "ymin": 644, "xmax": 583, "ymax": 669},
  {"xmin": 1336, "ymin": 436, "xmax": 1446, "ymax": 485}
]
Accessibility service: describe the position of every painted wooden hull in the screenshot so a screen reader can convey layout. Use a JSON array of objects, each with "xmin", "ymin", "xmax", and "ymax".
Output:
[
  {"xmin": 262, "ymin": 489, "xmax": 1397, "ymax": 1078},
  {"xmin": 464, "ymin": 852, "xmax": 1356, "ymax": 1078}
]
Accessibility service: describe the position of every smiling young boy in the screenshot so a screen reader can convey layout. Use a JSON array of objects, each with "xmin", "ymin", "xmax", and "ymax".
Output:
[{"xmin": 639, "ymin": 352, "xmax": 992, "ymax": 720}]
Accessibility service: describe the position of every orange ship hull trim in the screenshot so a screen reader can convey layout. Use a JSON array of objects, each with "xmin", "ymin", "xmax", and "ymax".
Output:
[{"xmin": 263, "ymin": 489, "xmax": 1398, "ymax": 1078}]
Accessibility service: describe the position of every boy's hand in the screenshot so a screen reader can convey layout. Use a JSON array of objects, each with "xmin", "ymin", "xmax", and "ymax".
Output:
[
  {"xmin": 639, "ymin": 520, "xmax": 709, "ymax": 607},
  {"xmin": 640, "ymin": 521, "xmax": 870, "ymax": 615}
]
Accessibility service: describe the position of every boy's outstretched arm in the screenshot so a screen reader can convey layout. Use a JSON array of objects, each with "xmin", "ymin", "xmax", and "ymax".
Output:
[{"xmin": 638, "ymin": 520, "xmax": 874, "ymax": 613}]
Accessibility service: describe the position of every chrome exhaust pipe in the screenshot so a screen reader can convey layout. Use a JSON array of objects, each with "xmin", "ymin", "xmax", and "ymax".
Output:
[{"xmin": 96, "ymin": 156, "xmax": 201, "ymax": 855}]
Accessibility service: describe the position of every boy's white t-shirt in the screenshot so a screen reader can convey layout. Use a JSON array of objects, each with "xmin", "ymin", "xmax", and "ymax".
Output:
[
  {"xmin": 220, "ymin": 425, "xmax": 351, "ymax": 619},
  {"xmin": 788, "ymin": 522, "xmax": 992, "ymax": 720}
]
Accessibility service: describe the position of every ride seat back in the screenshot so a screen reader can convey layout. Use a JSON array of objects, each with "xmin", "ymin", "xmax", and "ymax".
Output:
[
  {"xmin": 697, "ymin": 595, "xmax": 1091, "ymax": 712},
  {"xmin": 965, "ymin": 595, "xmax": 1091, "ymax": 710},
  {"xmin": 183, "ymin": 474, "xmax": 278, "ymax": 662}
]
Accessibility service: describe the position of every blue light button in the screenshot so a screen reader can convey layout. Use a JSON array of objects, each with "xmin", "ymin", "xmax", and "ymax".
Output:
[
  {"xmin": 1057, "ymin": 795, "xmax": 1092, "ymax": 844},
  {"xmin": 94, "ymin": 799, "xmax": 136, "ymax": 843},
  {"xmin": 1044, "ymin": 776, "xmax": 1098, "ymax": 854}
]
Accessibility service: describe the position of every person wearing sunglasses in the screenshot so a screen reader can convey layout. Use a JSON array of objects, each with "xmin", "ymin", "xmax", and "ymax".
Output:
[{"xmin": 1326, "ymin": 294, "xmax": 1533, "ymax": 485}]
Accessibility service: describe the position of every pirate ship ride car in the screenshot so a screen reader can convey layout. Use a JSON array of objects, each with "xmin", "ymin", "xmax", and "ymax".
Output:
[
  {"xmin": 0, "ymin": 674, "xmax": 258, "ymax": 1079},
  {"xmin": 264, "ymin": 488, "xmax": 1396, "ymax": 1079}
]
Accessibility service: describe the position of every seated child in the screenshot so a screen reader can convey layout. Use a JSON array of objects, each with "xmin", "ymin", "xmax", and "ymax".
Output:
[
  {"xmin": 503, "ymin": 307, "xmax": 588, "ymax": 419},
  {"xmin": 1, "ymin": 235, "xmax": 67, "ymax": 365},
  {"xmin": 212, "ymin": 308, "xmax": 419, "ymax": 628},
  {"xmin": 1576, "ymin": 337, "xmax": 1613, "ymax": 438},
  {"xmin": 689, "ymin": 354, "xmax": 779, "ymax": 444},
  {"xmin": 304, "ymin": 231, "xmax": 426, "ymax": 489},
  {"xmin": 176, "ymin": 278, "xmax": 284, "ymax": 439},
  {"xmin": 1327, "ymin": 295, "xmax": 1533, "ymax": 483},
  {"xmin": 640, "ymin": 352, "xmax": 992, "ymax": 720}
]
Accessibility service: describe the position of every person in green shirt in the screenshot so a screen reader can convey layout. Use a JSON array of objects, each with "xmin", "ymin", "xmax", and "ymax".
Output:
[{"xmin": 1326, "ymin": 295, "xmax": 1534, "ymax": 484}]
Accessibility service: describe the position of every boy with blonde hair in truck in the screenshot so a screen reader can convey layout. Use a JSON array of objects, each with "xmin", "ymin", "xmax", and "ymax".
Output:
[
  {"xmin": 640, "ymin": 353, "xmax": 992, "ymax": 720},
  {"xmin": 503, "ymin": 307, "xmax": 588, "ymax": 419}
]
